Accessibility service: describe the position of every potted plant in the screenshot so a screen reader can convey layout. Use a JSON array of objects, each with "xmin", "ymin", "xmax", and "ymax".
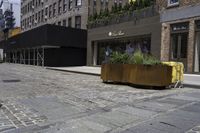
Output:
[{"xmin": 101, "ymin": 51, "xmax": 174, "ymax": 87}]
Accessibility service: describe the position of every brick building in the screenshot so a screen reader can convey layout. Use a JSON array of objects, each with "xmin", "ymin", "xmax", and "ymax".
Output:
[
  {"xmin": 21, "ymin": 0, "xmax": 88, "ymax": 32},
  {"xmin": 158, "ymin": 0, "xmax": 200, "ymax": 73}
]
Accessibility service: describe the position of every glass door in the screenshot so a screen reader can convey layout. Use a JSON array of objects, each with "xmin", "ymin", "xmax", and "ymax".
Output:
[
  {"xmin": 171, "ymin": 33, "xmax": 188, "ymax": 70},
  {"xmin": 194, "ymin": 32, "xmax": 200, "ymax": 72}
]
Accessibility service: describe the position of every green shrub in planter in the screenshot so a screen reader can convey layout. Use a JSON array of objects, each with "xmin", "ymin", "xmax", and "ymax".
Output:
[
  {"xmin": 143, "ymin": 55, "xmax": 161, "ymax": 65},
  {"xmin": 131, "ymin": 50, "xmax": 144, "ymax": 64},
  {"xmin": 110, "ymin": 52, "xmax": 130, "ymax": 64},
  {"xmin": 109, "ymin": 50, "xmax": 161, "ymax": 65}
]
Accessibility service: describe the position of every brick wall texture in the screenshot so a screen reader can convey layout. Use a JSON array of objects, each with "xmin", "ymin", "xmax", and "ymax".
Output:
[{"xmin": 159, "ymin": 0, "xmax": 200, "ymax": 72}]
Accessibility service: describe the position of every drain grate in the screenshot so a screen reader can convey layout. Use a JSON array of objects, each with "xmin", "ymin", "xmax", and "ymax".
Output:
[{"xmin": 2, "ymin": 80, "xmax": 21, "ymax": 83}]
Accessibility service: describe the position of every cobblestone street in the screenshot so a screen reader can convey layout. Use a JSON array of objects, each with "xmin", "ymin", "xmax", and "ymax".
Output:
[{"xmin": 0, "ymin": 63, "xmax": 200, "ymax": 133}]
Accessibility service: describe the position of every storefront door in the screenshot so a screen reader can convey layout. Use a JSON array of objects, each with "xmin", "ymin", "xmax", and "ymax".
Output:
[
  {"xmin": 171, "ymin": 33, "xmax": 188, "ymax": 70},
  {"xmin": 194, "ymin": 32, "xmax": 200, "ymax": 72}
]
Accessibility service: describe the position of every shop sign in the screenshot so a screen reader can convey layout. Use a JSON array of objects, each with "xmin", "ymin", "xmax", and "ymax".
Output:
[
  {"xmin": 171, "ymin": 22, "xmax": 189, "ymax": 32},
  {"xmin": 108, "ymin": 30, "xmax": 125, "ymax": 37}
]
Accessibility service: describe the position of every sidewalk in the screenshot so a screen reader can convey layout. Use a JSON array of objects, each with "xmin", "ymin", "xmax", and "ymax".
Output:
[
  {"xmin": 184, "ymin": 74, "xmax": 200, "ymax": 88},
  {"xmin": 46, "ymin": 66, "xmax": 101, "ymax": 76},
  {"xmin": 46, "ymin": 66, "xmax": 200, "ymax": 88}
]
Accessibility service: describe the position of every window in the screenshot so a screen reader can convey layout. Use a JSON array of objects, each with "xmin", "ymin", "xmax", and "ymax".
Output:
[
  {"xmin": 24, "ymin": 19, "xmax": 26, "ymax": 29},
  {"xmin": 63, "ymin": 19, "xmax": 66, "ymax": 26},
  {"xmin": 75, "ymin": 16, "xmax": 81, "ymax": 29},
  {"xmin": 38, "ymin": 11, "xmax": 40, "ymax": 23},
  {"xmin": 30, "ymin": 1, "xmax": 32, "ymax": 10},
  {"xmin": 35, "ymin": 0, "xmax": 38, "ymax": 7},
  {"xmin": 76, "ymin": 0, "xmax": 82, "ymax": 6},
  {"xmin": 53, "ymin": 3, "xmax": 56, "ymax": 17},
  {"xmin": 28, "ymin": 3, "xmax": 30, "ymax": 12},
  {"xmin": 32, "ymin": 0, "xmax": 35, "ymax": 8},
  {"xmin": 32, "ymin": 15, "xmax": 34, "ymax": 25},
  {"xmin": 29, "ymin": 16, "xmax": 31, "ymax": 28},
  {"xmin": 45, "ymin": 7, "xmax": 48, "ymax": 16},
  {"xmin": 114, "ymin": 0, "xmax": 117, "ymax": 7},
  {"xmin": 49, "ymin": 5, "xmax": 52, "ymax": 17},
  {"xmin": 93, "ymin": 0, "xmax": 96, "ymax": 6},
  {"xmin": 168, "ymin": 0, "xmax": 179, "ymax": 6},
  {"xmin": 171, "ymin": 33, "xmax": 188, "ymax": 59},
  {"xmin": 58, "ymin": 0, "xmax": 62, "ymax": 14},
  {"xmin": 119, "ymin": 0, "xmax": 122, "ymax": 8},
  {"xmin": 58, "ymin": 21, "xmax": 61, "ymax": 26},
  {"xmin": 68, "ymin": 17, "xmax": 72, "ymax": 27},
  {"xmin": 100, "ymin": 0, "xmax": 104, "ymax": 9},
  {"xmin": 69, "ymin": 0, "xmax": 73, "ymax": 10},
  {"xmin": 63, "ymin": 0, "xmax": 67, "ymax": 12},
  {"xmin": 35, "ymin": 13, "xmax": 37, "ymax": 24},
  {"xmin": 196, "ymin": 20, "xmax": 200, "ymax": 30},
  {"xmin": 41, "ymin": 9, "xmax": 44, "ymax": 22}
]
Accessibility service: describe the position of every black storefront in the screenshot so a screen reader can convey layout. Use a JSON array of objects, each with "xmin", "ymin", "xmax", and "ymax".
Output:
[{"xmin": 0, "ymin": 24, "xmax": 87, "ymax": 67}]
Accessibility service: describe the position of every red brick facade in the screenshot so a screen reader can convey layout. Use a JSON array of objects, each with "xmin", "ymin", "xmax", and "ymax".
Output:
[{"xmin": 159, "ymin": 0, "xmax": 200, "ymax": 72}]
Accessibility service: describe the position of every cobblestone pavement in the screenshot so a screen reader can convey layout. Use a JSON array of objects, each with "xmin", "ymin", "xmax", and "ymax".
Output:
[{"xmin": 0, "ymin": 63, "xmax": 200, "ymax": 133}]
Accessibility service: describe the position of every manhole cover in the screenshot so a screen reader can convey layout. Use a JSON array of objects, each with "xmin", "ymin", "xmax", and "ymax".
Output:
[{"xmin": 2, "ymin": 80, "xmax": 21, "ymax": 83}]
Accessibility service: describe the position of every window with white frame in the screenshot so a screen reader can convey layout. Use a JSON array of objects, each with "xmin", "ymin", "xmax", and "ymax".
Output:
[{"xmin": 168, "ymin": 0, "xmax": 179, "ymax": 6}]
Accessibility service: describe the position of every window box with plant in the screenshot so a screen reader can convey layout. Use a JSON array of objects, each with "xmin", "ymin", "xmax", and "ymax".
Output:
[{"xmin": 101, "ymin": 51, "xmax": 183, "ymax": 87}]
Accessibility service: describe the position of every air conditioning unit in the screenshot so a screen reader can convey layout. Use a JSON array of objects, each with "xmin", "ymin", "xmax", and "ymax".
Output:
[
  {"xmin": 32, "ymin": 5, "xmax": 34, "ymax": 9},
  {"xmin": 41, "ymin": 0, "xmax": 44, "ymax": 3},
  {"xmin": 29, "ymin": 22, "xmax": 32, "ymax": 26},
  {"xmin": 45, "ymin": 5, "xmax": 48, "ymax": 8},
  {"xmin": 34, "ymin": 20, "xmax": 37, "ymax": 24},
  {"xmin": 44, "ymin": 15, "xmax": 48, "ymax": 19}
]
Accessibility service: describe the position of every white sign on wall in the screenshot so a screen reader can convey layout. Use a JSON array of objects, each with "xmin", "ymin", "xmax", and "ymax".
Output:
[{"xmin": 108, "ymin": 30, "xmax": 125, "ymax": 37}]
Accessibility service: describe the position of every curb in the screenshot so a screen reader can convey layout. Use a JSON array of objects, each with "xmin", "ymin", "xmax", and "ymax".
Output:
[
  {"xmin": 183, "ymin": 83, "xmax": 200, "ymax": 89},
  {"xmin": 46, "ymin": 67, "xmax": 200, "ymax": 89},
  {"xmin": 46, "ymin": 67, "xmax": 101, "ymax": 76}
]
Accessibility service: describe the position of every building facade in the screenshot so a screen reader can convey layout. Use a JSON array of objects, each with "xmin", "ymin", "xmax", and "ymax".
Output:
[
  {"xmin": 21, "ymin": 0, "xmax": 88, "ymax": 32},
  {"xmin": 87, "ymin": 0, "xmax": 161, "ymax": 66},
  {"xmin": 158, "ymin": 0, "xmax": 200, "ymax": 73}
]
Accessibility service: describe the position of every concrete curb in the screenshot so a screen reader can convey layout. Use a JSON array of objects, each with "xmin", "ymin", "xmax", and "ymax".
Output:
[
  {"xmin": 183, "ymin": 83, "xmax": 200, "ymax": 89},
  {"xmin": 46, "ymin": 67, "xmax": 101, "ymax": 76}
]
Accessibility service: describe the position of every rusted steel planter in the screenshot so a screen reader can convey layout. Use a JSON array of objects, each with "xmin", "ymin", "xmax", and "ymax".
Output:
[{"xmin": 101, "ymin": 64, "xmax": 173, "ymax": 87}]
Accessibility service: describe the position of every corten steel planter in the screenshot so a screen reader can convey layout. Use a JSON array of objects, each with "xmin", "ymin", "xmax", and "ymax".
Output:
[{"xmin": 101, "ymin": 64, "xmax": 173, "ymax": 87}]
